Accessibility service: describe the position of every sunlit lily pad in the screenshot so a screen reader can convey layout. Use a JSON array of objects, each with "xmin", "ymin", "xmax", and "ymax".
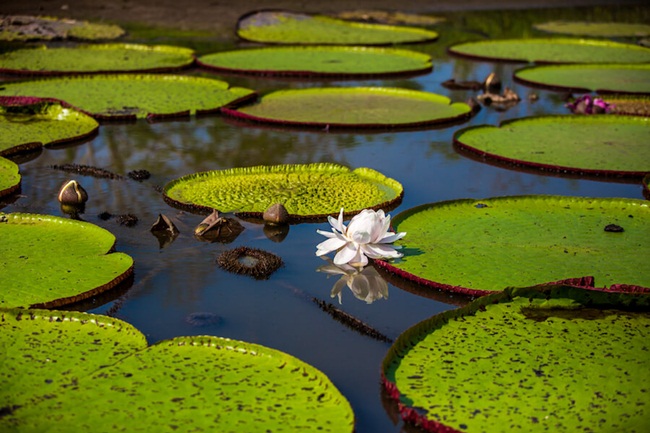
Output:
[
  {"xmin": 0, "ymin": 97, "xmax": 99, "ymax": 156},
  {"xmin": 534, "ymin": 21, "xmax": 650, "ymax": 37},
  {"xmin": 448, "ymin": 38, "xmax": 650, "ymax": 63},
  {"xmin": 0, "ymin": 157, "xmax": 20, "ymax": 198},
  {"xmin": 197, "ymin": 46, "xmax": 432, "ymax": 77},
  {"xmin": 0, "ymin": 15, "xmax": 125, "ymax": 41},
  {"xmin": 236, "ymin": 10, "xmax": 438, "ymax": 45},
  {"xmin": 375, "ymin": 195, "xmax": 650, "ymax": 296},
  {"xmin": 453, "ymin": 115, "xmax": 649, "ymax": 177},
  {"xmin": 382, "ymin": 285, "xmax": 650, "ymax": 433},
  {"xmin": 0, "ymin": 212, "xmax": 134, "ymax": 308},
  {"xmin": 0, "ymin": 74, "xmax": 255, "ymax": 120},
  {"xmin": 0, "ymin": 44, "xmax": 195, "ymax": 75},
  {"xmin": 222, "ymin": 87, "xmax": 472, "ymax": 129},
  {"xmin": 514, "ymin": 64, "xmax": 650, "ymax": 94},
  {"xmin": 0, "ymin": 307, "xmax": 355, "ymax": 432},
  {"xmin": 163, "ymin": 163, "xmax": 403, "ymax": 221}
]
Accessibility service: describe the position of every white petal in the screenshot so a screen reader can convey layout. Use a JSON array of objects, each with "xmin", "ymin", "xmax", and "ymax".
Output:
[
  {"xmin": 328, "ymin": 208, "xmax": 346, "ymax": 233},
  {"xmin": 316, "ymin": 229, "xmax": 337, "ymax": 238},
  {"xmin": 316, "ymin": 237, "xmax": 348, "ymax": 256},
  {"xmin": 333, "ymin": 242, "xmax": 360, "ymax": 265},
  {"xmin": 378, "ymin": 231, "xmax": 406, "ymax": 244},
  {"xmin": 361, "ymin": 243, "xmax": 403, "ymax": 259}
]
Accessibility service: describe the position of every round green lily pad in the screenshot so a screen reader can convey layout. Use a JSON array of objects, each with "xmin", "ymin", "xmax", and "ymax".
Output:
[
  {"xmin": 533, "ymin": 21, "xmax": 650, "ymax": 37},
  {"xmin": 0, "ymin": 157, "xmax": 20, "ymax": 198},
  {"xmin": 236, "ymin": 10, "xmax": 438, "ymax": 45},
  {"xmin": 0, "ymin": 74, "xmax": 256, "ymax": 120},
  {"xmin": 0, "ymin": 15, "xmax": 125, "ymax": 41},
  {"xmin": 375, "ymin": 195, "xmax": 650, "ymax": 295},
  {"xmin": 197, "ymin": 46, "xmax": 432, "ymax": 77},
  {"xmin": 0, "ymin": 43, "xmax": 195, "ymax": 75},
  {"xmin": 163, "ymin": 163, "xmax": 403, "ymax": 221},
  {"xmin": 382, "ymin": 285, "xmax": 650, "ymax": 433},
  {"xmin": 514, "ymin": 64, "xmax": 650, "ymax": 94},
  {"xmin": 0, "ymin": 97, "xmax": 99, "ymax": 156},
  {"xmin": 221, "ymin": 87, "xmax": 472, "ymax": 129},
  {"xmin": 448, "ymin": 38, "xmax": 650, "ymax": 63},
  {"xmin": 0, "ymin": 212, "xmax": 134, "ymax": 309},
  {"xmin": 453, "ymin": 115, "xmax": 649, "ymax": 177},
  {"xmin": 0, "ymin": 307, "xmax": 355, "ymax": 432}
]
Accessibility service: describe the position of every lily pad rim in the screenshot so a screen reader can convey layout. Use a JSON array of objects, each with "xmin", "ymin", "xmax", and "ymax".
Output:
[
  {"xmin": 196, "ymin": 45, "xmax": 433, "ymax": 78},
  {"xmin": 374, "ymin": 194, "xmax": 650, "ymax": 297},
  {"xmin": 513, "ymin": 63, "xmax": 650, "ymax": 95},
  {"xmin": 235, "ymin": 8, "xmax": 440, "ymax": 46},
  {"xmin": 0, "ymin": 156, "xmax": 20, "ymax": 198},
  {"xmin": 452, "ymin": 114, "xmax": 650, "ymax": 179},
  {"xmin": 380, "ymin": 284, "xmax": 650, "ymax": 432},
  {"xmin": 0, "ymin": 43, "xmax": 197, "ymax": 76},
  {"xmin": 162, "ymin": 163, "xmax": 404, "ymax": 222}
]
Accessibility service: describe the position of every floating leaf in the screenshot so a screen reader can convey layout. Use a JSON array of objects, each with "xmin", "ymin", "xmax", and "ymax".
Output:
[
  {"xmin": 448, "ymin": 38, "xmax": 650, "ymax": 63},
  {"xmin": 515, "ymin": 63, "xmax": 650, "ymax": 94},
  {"xmin": 0, "ymin": 157, "xmax": 20, "ymax": 198},
  {"xmin": 0, "ymin": 213, "xmax": 134, "ymax": 308},
  {"xmin": 236, "ymin": 10, "xmax": 438, "ymax": 45},
  {"xmin": 333, "ymin": 10, "xmax": 445, "ymax": 26},
  {"xmin": 382, "ymin": 285, "xmax": 650, "ymax": 433},
  {"xmin": 0, "ymin": 74, "xmax": 256, "ymax": 120},
  {"xmin": 163, "ymin": 163, "xmax": 403, "ymax": 221},
  {"xmin": 0, "ymin": 308, "xmax": 355, "ymax": 432},
  {"xmin": 534, "ymin": 21, "xmax": 650, "ymax": 37},
  {"xmin": 0, "ymin": 15, "xmax": 125, "ymax": 41},
  {"xmin": 197, "ymin": 46, "xmax": 432, "ymax": 77},
  {"xmin": 222, "ymin": 87, "xmax": 471, "ymax": 129},
  {"xmin": 375, "ymin": 195, "xmax": 650, "ymax": 296},
  {"xmin": 0, "ymin": 43, "xmax": 195, "ymax": 75},
  {"xmin": 453, "ymin": 115, "xmax": 650, "ymax": 177},
  {"xmin": 0, "ymin": 97, "xmax": 99, "ymax": 156}
]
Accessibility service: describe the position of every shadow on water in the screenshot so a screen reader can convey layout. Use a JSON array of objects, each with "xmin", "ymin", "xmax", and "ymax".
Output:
[{"xmin": 2, "ymin": 4, "xmax": 649, "ymax": 433}]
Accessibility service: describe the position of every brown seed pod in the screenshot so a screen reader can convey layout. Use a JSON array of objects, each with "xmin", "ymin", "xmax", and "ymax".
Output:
[
  {"xmin": 263, "ymin": 203, "xmax": 289, "ymax": 225},
  {"xmin": 57, "ymin": 180, "xmax": 88, "ymax": 205},
  {"xmin": 216, "ymin": 246, "xmax": 283, "ymax": 280}
]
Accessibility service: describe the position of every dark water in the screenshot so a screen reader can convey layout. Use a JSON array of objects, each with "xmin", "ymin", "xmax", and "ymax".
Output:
[{"xmin": 1, "ymin": 5, "xmax": 646, "ymax": 433}]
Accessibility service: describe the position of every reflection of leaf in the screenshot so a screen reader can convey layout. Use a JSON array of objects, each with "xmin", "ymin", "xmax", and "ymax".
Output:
[
  {"xmin": 382, "ymin": 285, "xmax": 650, "ymax": 433},
  {"xmin": 0, "ymin": 307, "xmax": 355, "ymax": 432},
  {"xmin": 317, "ymin": 258, "xmax": 389, "ymax": 304}
]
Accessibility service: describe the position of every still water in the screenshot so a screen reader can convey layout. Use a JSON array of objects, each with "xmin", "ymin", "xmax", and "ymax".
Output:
[{"xmin": 1, "ymin": 5, "xmax": 646, "ymax": 432}]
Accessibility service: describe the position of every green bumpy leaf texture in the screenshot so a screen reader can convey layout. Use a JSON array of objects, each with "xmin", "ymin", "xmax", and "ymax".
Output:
[
  {"xmin": 0, "ymin": 157, "xmax": 20, "ymax": 197},
  {"xmin": 533, "ymin": 21, "xmax": 650, "ymax": 37},
  {"xmin": 0, "ymin": 213, "xmax": 134, "ymax": 308},
  {"xmin": 383, "ymin": 286, "xmax": 650, "ymax": 433},
  {"xmin": 449, "ymin": 38, "xmax": 650, "ymax": 63},
  {"xmin": 515, "ymin": 64, "xmax": 650, "ymax": 94},
  {"xmin": 237, "ymin": 11, "xmax": 438, "ymax": 45},
  {"xmin": 390, "ymin": 196, "xmax": 650, "ymax": 291},
  {"xmin": 455, "ymin": 115, "xmax": 650, "ymax": 174},
  {"xmin": 164, "ymin": 163, "xmax": 403, "ymax": 216},
  {"xmin": 0, "ymin": 44, "xmax": 195, "ymax": 73},
  {"xmin": 0, "ymin": 308, "xmax": 355, "ymax": 433},
  {"xmin": 0, "ymin": 74, "xmax": 255, "ymax": 118},
  {"xmin": 229, "ymin": 87, "xmax": 471, "ymax": 126},
  {"xmin": 0, "ymin": 101, "xmax": 99, "ymax": 155},
  {"xmin": 198, "ymin": 46, "xmax": 432, "ymax": 76}
]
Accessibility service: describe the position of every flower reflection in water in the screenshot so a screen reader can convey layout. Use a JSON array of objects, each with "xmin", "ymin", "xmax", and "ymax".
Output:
[{"xmin": 317, "ymin": 258, "xmax": 389, "ymax": 304}]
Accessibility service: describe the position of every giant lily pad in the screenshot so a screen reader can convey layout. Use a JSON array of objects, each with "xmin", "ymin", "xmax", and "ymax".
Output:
[
  {"xmin": 374, "ymin": 195, "xmax": 650, "ymax": 296},
  {"xmin": 533, "ymin": 21, "xmax": 650, "ymax": 37},
  {"xmin": 0, "ymin": 44, "xmax": 195, "ymax": 75},
  {"xmin": 163, "ymin": 163, "xmax": 403, "ymax": 221},
  {"xmin": 0, "ymin": 74, "xmax": 256, "ymax": 120},
  {"xmin": 221, "ymin": 87, "xmax": 472, "ymax": 129},
  {"xmin": 236, "ymin": 10, "xmax": 438, "ymax": 45},
  {"xmin": 382, "ymin": 285, "xmax": 650, "ymax": 433},
  {"xmin": 514, "ymin": 64, "xmax": 650, "ymax": 94},
  {"xmin": 0, "ymin": 212, "xmax": 134, "ymax": 308},
  {"xmin": 0, "ymin": 157, "xmax": 20, "ymax": 198},
  {"xmin": 453, "ymin": 115, "xmax": 650, "ymax": 177},
  {"xmin": 0, "ymin": 307, "xmax": 355, "ymax": 432},
  {"xmin": 448, "ymin": 38, "xmax": 650, "ymax": 63},
  {"xmin": 197, "ymin": 46, "xmax": 432, "ymax": 77},
  {"xmin": 0, "ymin": 15, "xmax": 125, "ymax": 41},
  {"xmin": 0, "ymin": 96, "xmax": 99, "ymax": 156}
]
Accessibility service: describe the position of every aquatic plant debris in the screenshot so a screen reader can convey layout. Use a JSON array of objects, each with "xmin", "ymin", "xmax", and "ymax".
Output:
[
  {"xmin": 216, "ymin": 246, "xmax": 283, "ymax": 279},
  {"xmin": 0, "ymin": 15, "xmax": 125, "ymax": 41}
]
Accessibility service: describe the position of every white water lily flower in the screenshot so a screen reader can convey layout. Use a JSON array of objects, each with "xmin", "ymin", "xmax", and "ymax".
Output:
[
  {"xmin": 317, "ymin": 258, "xmax": 389, "ymax": 304},
  {"xmin": 316, "ymin": 208, "xmax": 406, "ymax": 267}
]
